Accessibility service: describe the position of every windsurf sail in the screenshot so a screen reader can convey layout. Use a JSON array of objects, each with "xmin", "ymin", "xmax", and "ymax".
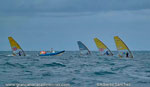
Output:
[
  {"xmin": 114, "ymin": 36, "xmax": 133, "ymax": 58},
  {"xmin": 94, "ymin": 38, "xmax": 113, "ymax": 56},
  {"xmin": 77, "ymin": 41, "xmax": 91, "ymax": 55},
  {"xmin": 8, "ymin": 37, "xmax": 26, "ymax": 56}
]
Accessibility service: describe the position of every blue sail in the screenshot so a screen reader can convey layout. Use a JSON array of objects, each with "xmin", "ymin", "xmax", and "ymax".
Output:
[{"xmin": 77, "ymin": 41, "xmax": 91, "ymax": 55}]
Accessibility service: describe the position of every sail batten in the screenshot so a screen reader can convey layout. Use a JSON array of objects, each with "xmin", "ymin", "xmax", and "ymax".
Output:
[
  {"xmin": 114, "ymin": 36, "xmax": 133, "ymax": 58},
  {"xmin": 8, "ymin": 37, "xmax": 26, "ymax": 56},
  {"xmin": 77, "ymin": 41, "xmax": 91, "ymax": 55},
  {"xmin": 94, "ymin": 38, "xmax": 113, "ymax": 56}
]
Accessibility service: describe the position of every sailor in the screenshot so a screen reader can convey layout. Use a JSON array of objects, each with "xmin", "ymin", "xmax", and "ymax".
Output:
[
  {"xmin": 51, "ymin": 48, "xmax": 55, "ymax": 53},
  {"xmin": 105, "ymin": 51, "xmax": 109, "ymax": 56},
  {"xmin": 126, "ymin": 52, "xmax": 129, "ymax": 58},
  {"xmin": 18, "ymin": 51, "xmax": 21, "ymax": 56},
  {"xmin": 86, "ymin": 52, "xmax": 90, "ymax": 55}
]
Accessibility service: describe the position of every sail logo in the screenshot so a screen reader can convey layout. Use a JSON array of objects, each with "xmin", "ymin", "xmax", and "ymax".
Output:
[
  {"xmin": 99, "ymin": 48, "xmax": 104, "ymax": 52},
  {"xmin": 12, "ymin": 47, "xmax": 17, "ymax": 51}
]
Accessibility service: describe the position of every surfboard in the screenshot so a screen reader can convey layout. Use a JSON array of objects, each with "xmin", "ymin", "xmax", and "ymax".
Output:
[
  {"xmin": 114, "ymin": 36, "xmax": 133, "ymax": 58},
  {"xmin": 77, "ymin": 41, "xmax": 91, "ymax": 55},
  {"xmin": 8, "ymin": 37, "xmax": 26, "ymax": 56},
  {"xmin": 94, "ymin": 38, "xmax": 113, "ymax": 56}
]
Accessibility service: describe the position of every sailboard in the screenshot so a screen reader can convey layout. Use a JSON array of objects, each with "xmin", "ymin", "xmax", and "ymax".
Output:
[
  {"xmin": 8, "ymin": 37, "xmax": 26, "ymax": 56},
  {"xmin": 114, "ymin": 36, "xmax": 133, "ymax": 58},
  {"xmin": 77, "ymin": 41, "xmax": 91, "ymax": 55},
  {"xmin": 94, "ymin": 38, "xmax": 113, "ymax": 56}
]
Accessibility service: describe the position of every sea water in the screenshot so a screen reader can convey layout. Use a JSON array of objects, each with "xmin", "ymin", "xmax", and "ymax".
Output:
[{"xmin": 0, "ymin": 51, "xmax": 150, "ymax": 87}]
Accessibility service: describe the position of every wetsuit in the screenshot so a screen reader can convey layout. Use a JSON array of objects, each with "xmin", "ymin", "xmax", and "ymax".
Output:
[
  {"xmin": 106, "ymin": 51, "xmax": 109, "ymax": 55},
  {"xmin": 19, "ymin": 51, "xmax": 21, "ymax": 56},
  {"xmin": 126, "ymin": 52, "xmax": 129, "ymax": 58}
]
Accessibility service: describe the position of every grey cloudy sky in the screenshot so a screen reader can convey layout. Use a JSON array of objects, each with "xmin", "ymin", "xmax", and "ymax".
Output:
[{"xmin": 0, "ymin": 0, "xmax": 150, "ymax": 51}]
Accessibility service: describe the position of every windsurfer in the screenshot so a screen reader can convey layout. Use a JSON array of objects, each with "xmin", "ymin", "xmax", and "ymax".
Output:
[
  {"xmin": 105, "ymin": 51, "xmax": 109, "ymax": 56},
  {"xmin": 18, "ymin": 51, "xmax": 21, "ymax": 56},
  {"xmin": 126, "ymin": 52, "xmax": 129, "ymax": 58}
]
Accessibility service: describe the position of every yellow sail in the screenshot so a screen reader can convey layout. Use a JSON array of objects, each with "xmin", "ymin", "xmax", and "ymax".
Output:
[
  {"xmin": 114, "ymin": 36, "xmax": 133, "ymax": 58},
  {"xmin": 8, "ymin": 37, "xmax": 26, "ymax": 56},
  {"xmin": 94, "ymin": 38, "xmax": 113, "ymax": 56}
]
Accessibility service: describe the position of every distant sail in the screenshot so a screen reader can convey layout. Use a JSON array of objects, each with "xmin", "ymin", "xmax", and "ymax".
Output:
[
  {"xmin": 77, "ymin": 41, "xmax": 91, "ymax": 55},
  {"xmin": 8, "ymin": 37, "xmax": 26, "ymax": 56},
  {"xmin": 94, "ymin": 38, "xmax": 113, "ymax": 56},
  {"xmin": 114, "ymin": 36, "xmax": 133, "ymax": 58}
]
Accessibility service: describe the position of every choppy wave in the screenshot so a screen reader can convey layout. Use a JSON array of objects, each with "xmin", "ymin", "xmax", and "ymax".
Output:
[
  {"xmin": 42, "ymin": 62, "xmax": 66, "ymax": 67},
  {"xmin": 94, "ymin": 71, "xmax": 116, "ymax": 75},
  {"xmin": 0, "ymin": 51, "xmax": 150, "ymax": 87}
]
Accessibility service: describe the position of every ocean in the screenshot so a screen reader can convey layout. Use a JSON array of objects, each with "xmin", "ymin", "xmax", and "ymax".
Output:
[{"xmin": 0, "ymin": 51, "xmax": 150, "ymax": 87}]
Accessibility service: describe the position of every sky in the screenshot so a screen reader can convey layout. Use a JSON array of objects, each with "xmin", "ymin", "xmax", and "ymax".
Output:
[{"xmin": 0, "ymin": 0, "xmax": 150, "ymax": 51}]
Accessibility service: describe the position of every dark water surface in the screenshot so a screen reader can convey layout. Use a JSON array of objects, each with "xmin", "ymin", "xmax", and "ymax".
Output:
[{"xmin": 0, "ymin": 51, "xmax": 150, "ymax": 87}]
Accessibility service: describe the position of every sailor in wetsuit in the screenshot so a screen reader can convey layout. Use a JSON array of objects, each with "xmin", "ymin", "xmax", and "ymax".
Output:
[
  {"xmin": 18, "ymin": 51, "xmax": 21, "ymax": 56},
  {"xmin": 126, "ymin": 52, "xmax": 129, "ymax": 58},
  {"xmin": 105, "ymin": 51, "xmax": 109, "ymax": 56}
]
